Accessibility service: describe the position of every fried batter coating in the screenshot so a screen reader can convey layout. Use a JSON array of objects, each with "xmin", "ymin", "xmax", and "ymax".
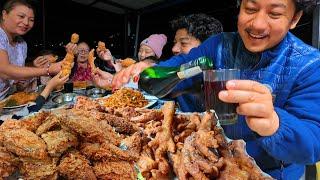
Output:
[
  {"xmin": 171, "ymin": 150, "xmax": 189, "ymax": 180},
  {"xmin": 121, "ymin": 58, "xmax": 136, "ymax": 67},
  {"xmin": 60, "ymin": 110, "xmax": 120, "ymax": 144},
  {"xmin": 58, "ymin": 151, "xmax": 96, "ymax": 180},
  {"xmin": 121, "ymin": 131, "xmax": 144, "ymax": 155},
  {"xmin": 20, "ymin": 157, "xmax": 58, "ymax": 180},
  {"xmin": 3, "ymin": 128, "xmax": 47, "ymax": 159},
  {"xmin": 20, "ymin": 111, "xmax": 50, "ymax": 132},
  {"xmin": 148, "ymin": 101, "xmax": 176, "ymax": 161},
  {"xmin": 36, "ymin": 114, "xmax": 61, "ymax": 135},
  {"xmin": 0, "ymin": 146, "xmax": 19, "ymax": 178},
  {"xmin": 96, "ymin": 41, "xmax": 107, "ymax": 52},
  {"xmin": 227, "ymin": 140, "xmax": 274, "ymax": 180},
  {"xmin": 60, "ymin": 52, "xmax": 74, "ymax": 77},
  {"xmin": 88, "ymin": 49, "xmax": 96, "ymax": 72},
  {"xmin": 93, "ymin": 160, "xmax": 136, "ymax": 180},
  {"xmin": 70, "ymin": 33, "xmax": 79, "ymax": 44},
  {"xmin": 130, "ymin": 110, "xmax": 163, "ymax": 123},
  {"xmin": 80, "ymin": 142, "xmax": 139, "ymax": 162},
  {"xmin": 41, "ymin": 129, "xmax": 78, "ymax": 157},
  {"xmin": 182, "ymin": 134, "xmax": 209, "ymax": 180},
  {"xmin": 73, "ymin": 96, "xmax": 102, "ymax": 111}
]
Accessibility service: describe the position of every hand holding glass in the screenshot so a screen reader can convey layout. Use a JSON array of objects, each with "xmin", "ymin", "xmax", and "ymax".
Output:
[{"xmin": 203, "ymin": 69, "xmax": 240, "ymax": 125}]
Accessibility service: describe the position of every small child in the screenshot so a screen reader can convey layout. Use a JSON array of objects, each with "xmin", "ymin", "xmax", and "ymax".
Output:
[{"xmin": 10, "ymin": 72, "xmax": 68, "ymax": 119}]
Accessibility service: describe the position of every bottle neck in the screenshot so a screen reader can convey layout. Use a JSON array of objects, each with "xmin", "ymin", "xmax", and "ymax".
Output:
[
  {"xmin": 177, "ymin": 66, "xmax": 202, "ymax": 79},
  {"xmin": 180, "ymin": 56, "xmax": 214, "ymax": 71}
]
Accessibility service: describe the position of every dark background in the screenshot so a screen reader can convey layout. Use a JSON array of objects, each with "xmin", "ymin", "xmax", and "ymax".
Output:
[{"xmin": 0, "ymin": 0, "xmax": 314, "ymax": 62}]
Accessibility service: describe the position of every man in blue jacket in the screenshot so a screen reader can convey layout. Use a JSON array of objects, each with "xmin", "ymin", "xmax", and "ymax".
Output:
[
  {"xmin": 113, "ymin": 0, "xmax": 320, "ymax": 180},
  {"xmin": 113, "ymin": 0, "xmax": 320, "ymax": 179},
  {"xmin": 168, "ymin": 13, "xmax": 223, "ymax": 112}
]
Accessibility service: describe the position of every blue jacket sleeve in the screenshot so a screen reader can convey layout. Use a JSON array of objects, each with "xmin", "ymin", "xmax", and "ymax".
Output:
[{"xmin": 258, "ymin": 60, "xmax": 320, "ymax": 164}]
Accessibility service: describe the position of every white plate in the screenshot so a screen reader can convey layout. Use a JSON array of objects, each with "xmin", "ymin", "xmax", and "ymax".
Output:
[
  {"xmin": 98, "ymin": 94, "xmax": 158, "ymax": 109},
  {"xmin": 0, "ymin": 95, "xmax": 33, "ymax": 109},
  {"xmin": 143, "ymin": 94, "xmax": 158, "ymax": 108}
]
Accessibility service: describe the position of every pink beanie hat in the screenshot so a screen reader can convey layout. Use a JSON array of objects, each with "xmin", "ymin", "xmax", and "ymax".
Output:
[{"xmin": 140, "ymin": 34, "xmax": 167, "ymax": 58}]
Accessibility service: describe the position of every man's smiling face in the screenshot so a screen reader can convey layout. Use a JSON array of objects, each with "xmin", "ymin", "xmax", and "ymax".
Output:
[{"xmin": 237, "ymin": 0, "xmax": 302, "ymax": 53}]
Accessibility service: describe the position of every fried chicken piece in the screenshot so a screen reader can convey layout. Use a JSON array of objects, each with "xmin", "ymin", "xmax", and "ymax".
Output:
[
  {"xmin": 143, "ymin": 120, "xmax": 162, "ymax": 138},
  {"xmin": 182, "ymin": 134, "xmax": 209, "ymax": 180},
  {"xmin": 60, "ymin": 52, "xmax": 74, "ymax": 77},
  {"xmin": 41, "ymin": 129, "xmax": 78, "ymax": 157},
  {"xmin": 89, "ymin": 110, "xmax": 139, "ymax": 134},
  {"xmin": 148, "ymin": 101, "xmax": 176, "ymax": 161},
  {"xmin": 121, "ymin": 58, "xmax": 136, "ymax": 67},
  {"xmin": 217, "ymin": 158, "xmax": 250, "ymax": 180},
  {"xmin": 145, "ymin": 102, "xmax": 175, "ymax": 179},
  {"xmin": 71, "ymin": 33, "xmax": 79, "ymax": 44},
  {"xmin": 98, "ymin": 120, "xmax": 122, "ymax": 144},
  {"xmin": 20, "ymin": 157, "xmax": 58, "ymax": 180},
  {"xmin": 73, "ymin": 96, "xmax": 103, "ymax": 111},
  {"xmin": 58, "ymin": 150, "xmax": 96, "ymax": 180},
  {"xmin": 174, "ymin": 128, "xmax": 195, "ymax": 143},
  {"xmin": 228, "ymin": 140, "xmax": 274, "ymax": 180},
  {"xmin": 80, "ymin": 142, "xmax": 139, "ymax": 162},
  {"xmin": 96, "ymin": 41, "xmax": 107, "ymax": 52},
  {"xmin": 20, "ymin": 111, "xmax": 50, "ymax": 132},
  {"xmin": 36, "ymin": 114, "xmax": 61, "ymax": 135},
  {"xmin": 130, "ymin": 109, "xmax": 163, "ymax": 123},
  {"xmin": 0, "ymin": 119, "xmax": 23, "ymax": 144},
  {"xmin": 150, "ymin": 157, "xmax": 171, "ymax": 180},
  {"xmin": 0, "ymin": 146, "xmax": 19, "ymax": 178},
  {"xmin": 113, "ymin": 107, "xmax": 140, "ymax": 118},
  {"xmin": 171, "ymin": 149, "xmax": 189, "ymax": 180},
  {"xmin": 59, "ymin": 110, "xmax": 119, "ymax": 144},
  {"xmin": 136, "ymin": 146, "xmax": 157, "ymax": 178},
  {"xmin": 120, "ymin": 131, "xmax": 144, "ymax": 155},
  {"xmin": 2, "ymin": 128, "xmax": 47, "ymax": 159},
  {"xmin": 88, "ymin": 49, "xmax": 96, "ymax": 73},
  {"xmin": 3, "ymin": 92, "xmax": 38, "ymax": 107},
  {"xmin": 93, "ymin": 160, "xmax": 136, "ymax": 180},
  {"xmin": 194, "ymin": 130, "xmax": 219, "ymax": 162}
]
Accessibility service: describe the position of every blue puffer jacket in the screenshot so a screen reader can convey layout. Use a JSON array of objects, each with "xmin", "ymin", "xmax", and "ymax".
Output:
[{"xmin": 158, "ymin": 32, "xmax": 320, "ymax": 179}]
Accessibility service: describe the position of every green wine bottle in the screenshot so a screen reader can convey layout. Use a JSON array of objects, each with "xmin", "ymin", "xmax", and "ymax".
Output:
[{"xmin": 138, "ymin": 56, "xmax": 213, "ymax": 98}]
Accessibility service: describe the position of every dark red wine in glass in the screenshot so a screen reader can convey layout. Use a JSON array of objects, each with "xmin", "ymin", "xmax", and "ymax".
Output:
[{"xmin": 204, "ymin": 80, "xmax": 237, "ymax": 125}]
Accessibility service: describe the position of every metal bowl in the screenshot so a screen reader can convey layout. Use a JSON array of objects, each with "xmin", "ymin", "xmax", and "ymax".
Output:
[
  {"xmin": 51, "ymin": 93, "xmax": 77, "ymax": 105},
  {"xmin": 86, "ymin": 88, "xmax": 109, "ymax": 98}
]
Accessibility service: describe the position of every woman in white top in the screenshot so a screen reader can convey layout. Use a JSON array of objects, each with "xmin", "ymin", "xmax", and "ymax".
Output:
[{"xmin": 0, "ymin": 0, "xmax": 61, "ymax": 100}]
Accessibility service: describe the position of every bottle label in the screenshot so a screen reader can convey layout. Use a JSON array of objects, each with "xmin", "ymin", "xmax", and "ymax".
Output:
[{"xmin": 177, "ymin": 66, "xmax": 202, "ymax": 79}]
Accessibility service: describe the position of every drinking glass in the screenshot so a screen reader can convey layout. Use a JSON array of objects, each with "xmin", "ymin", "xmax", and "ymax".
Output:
[
  {"xmin": 203, "ymin": 69, "xmax": 240, "ymax": 125},
  {"xmin": 64, "ymin": 81, "xmax": 74, "ymax": 93}
]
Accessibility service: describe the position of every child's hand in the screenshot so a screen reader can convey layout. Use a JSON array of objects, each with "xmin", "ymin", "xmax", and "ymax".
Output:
[
  {"xmin": 33, "ymin": 56, "xmax": 49, "ymax": 68},
  {"xmin": 47, "ymin": 72, "xmax": 69, "ymax": 91}
]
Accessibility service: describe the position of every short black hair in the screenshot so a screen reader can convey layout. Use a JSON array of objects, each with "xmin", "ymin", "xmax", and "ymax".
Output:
[
  {"xmin": 37, "ymin": 49, "xmax": 57, "ymax": 57},
  {"xmin": 0, "ymin": 0, "xmax": 36, "ymax": 23},
  {"xmin": 170, "ymin": 13, "xmax": 223, "ymax": 42}
]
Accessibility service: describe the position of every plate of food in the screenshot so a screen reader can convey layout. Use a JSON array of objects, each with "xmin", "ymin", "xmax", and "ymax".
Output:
[
  {"xmin": 0, "ymin": 92, "xmax": 38, "ymax": 109},
  {"xmin": 73, "ymin": 81, "xmax": 89, "ymax": 90},
  {"xmin": 97, "ymin": 88, "xmax": 158, "ymax": 109}
]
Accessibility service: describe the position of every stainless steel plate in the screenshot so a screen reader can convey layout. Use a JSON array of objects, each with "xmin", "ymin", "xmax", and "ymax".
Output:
[
  {"xmin": 52, "ymin": 93, "xmax": 77, "ymax": 105},
  {"xmin": 86, "ymin": 88, "xmax": 109, "ymax": 98}
]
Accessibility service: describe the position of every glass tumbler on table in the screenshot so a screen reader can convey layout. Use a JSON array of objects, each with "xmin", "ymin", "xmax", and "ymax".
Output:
[{"xmin": 203, "ymin": 69, "xmax": 240, "ymax": 125}]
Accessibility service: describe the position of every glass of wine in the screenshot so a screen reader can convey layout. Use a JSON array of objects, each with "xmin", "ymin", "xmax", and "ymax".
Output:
[{"xmin": 203, "ymin": 69, "xmax": 240, "ymax": 125}]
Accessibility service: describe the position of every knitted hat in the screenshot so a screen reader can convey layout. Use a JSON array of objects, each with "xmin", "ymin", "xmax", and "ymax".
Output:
[{"xmin": 140, "ymin": 34, "xmax": 167, "ymax": 58}]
